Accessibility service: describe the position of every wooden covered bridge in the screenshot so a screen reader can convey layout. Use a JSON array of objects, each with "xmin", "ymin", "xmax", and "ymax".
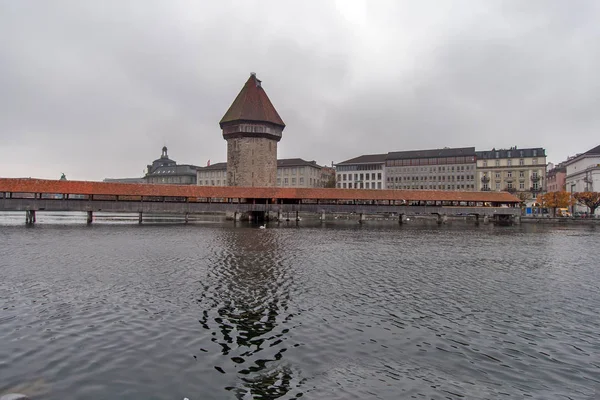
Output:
[{"xmin": 0, "ymin": 178, "xmax": 521, "ymax": 225}]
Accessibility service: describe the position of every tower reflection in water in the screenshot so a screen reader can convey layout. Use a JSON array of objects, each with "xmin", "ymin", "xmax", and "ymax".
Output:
[{"xmin": 198, "ymin": 227, "xmax": 304, "ymax": 398}]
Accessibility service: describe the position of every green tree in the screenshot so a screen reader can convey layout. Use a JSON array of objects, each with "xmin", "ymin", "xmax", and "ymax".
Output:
[{"xmin": 573, "ymin": 192, "xmax": 600, "ymax": 215}]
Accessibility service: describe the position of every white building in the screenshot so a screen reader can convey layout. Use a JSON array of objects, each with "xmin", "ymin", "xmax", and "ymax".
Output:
[
  {"xmin": 335, "ymin": 154, "xmax": 387, "ymax": 189},
  {"xmin": 565, "ymin": 145, "xmax": 600, "ymax": 215}
]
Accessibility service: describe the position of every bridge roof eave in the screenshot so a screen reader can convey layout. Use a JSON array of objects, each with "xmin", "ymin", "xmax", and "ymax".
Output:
[{"xmin": 0, "ymin": 178, "xmax": 520, "ymax": 204}]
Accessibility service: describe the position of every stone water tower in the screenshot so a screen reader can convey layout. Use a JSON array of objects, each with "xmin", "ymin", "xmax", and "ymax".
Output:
[{"xmin": 220, "ymin": 73, "xmax": 285, "ymax": 187}]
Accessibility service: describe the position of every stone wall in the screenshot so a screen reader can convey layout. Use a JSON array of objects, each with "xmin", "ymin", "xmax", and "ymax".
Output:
[{"xmin": 226, "ymin": 137, "xmax": 277, "ymax": 187}]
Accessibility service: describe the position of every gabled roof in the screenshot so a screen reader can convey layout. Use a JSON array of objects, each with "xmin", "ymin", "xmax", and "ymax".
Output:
[
  {"xmin": 220, "ymin": 73, "xmax": 285, "ymax": 128},
  {"xmin": 476, "ymin": 147, "xmax": 545, "ymax": 159},
  {"xmin": 277, "ymin": 158, "xmax": 320, "ymax": 168},
  {"xmin": 388, "ymin": 147, "xmax": 475, "ymax": 160},
  {"xmin": 197, "ymin": 162, "xmax": 227, "ymax": 171},
  {"xmin": 336, "ymin": 154, "xmax": 387, "ymax": 165},
  {"xmin": 584, "ymin": 144, "xmax": 600, "ymax": 155}
]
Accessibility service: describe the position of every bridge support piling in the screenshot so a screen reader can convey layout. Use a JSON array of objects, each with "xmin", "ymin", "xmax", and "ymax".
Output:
[
  {"xmin": 295, "ymin": 211, "xmax": 300, "ymax": 222},
  {"xmin": 138, "ymin": 212, "xmax": 143, "ymax": 224},
  {"xmin": 358, "ymin": 213, "xmax": 365, "ymax": 224},
  {"xmin": 320, "ymin": 212, "xmax": 326, "ymax": 222},
  {"xmin": 398, "ymin": 214, "xmax": 403, "ymax": 224},
  {"xmin": 437, "ymin": 214, "xmax": 448, "ymax": 225},
  {"xmin": 25, "ymin": 210, "xmax": 36, "ymax": 225},
  {"xmin": 184, "ymin": 213, "xmax": 189, "ymax": 224},
  {"xmin": 475, "ymin": 214, "xmax": 480, "ymax": 225},
  {"xmin": 483, "ymin": 215, "xmax": 490, "ymax": 225},
  {"xmin": 86, "ymin": 211, "xmax": 93, "ymax": 225},
  {"xmin": 277, "ymin": 211, "xmax": 282, "ymax": 222}
]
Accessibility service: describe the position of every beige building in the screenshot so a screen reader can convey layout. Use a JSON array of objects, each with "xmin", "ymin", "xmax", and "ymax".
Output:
[
  {"xmin": 196, "ymin": 162, "xmax": 228, "ymax": 186},
  {"xmin": 476, "ymin": 147, "xmax": 546, "ymax": 200},
  {"xmin": 197, "ymin": 159, "xmax": 330, "ymax": 188},
  {"xmin": 277, "ymin": 159, "xmax": 327, "ymax": 188},
  {"xmin": 219, "ymin": 73, "xmax": 285, "ymax": 187}
]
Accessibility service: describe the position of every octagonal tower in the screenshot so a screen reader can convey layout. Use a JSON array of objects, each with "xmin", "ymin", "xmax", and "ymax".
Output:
[{"xmin": 220, "ymin": 73, "xmax": 285, "ymax": 187}]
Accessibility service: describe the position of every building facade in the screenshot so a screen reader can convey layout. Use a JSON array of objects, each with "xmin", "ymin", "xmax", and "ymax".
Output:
[
  {"xmin": 277, "ymin": 159, "xmax": 326, "ymax": 188},
  {"xmin": 220, "ymin": 73, "xmax": 285, "ymax": 187},
  {"xmin": 197, "ymin": 159, "xmax": 330, "ymax": 188},
  {"xmin": 196, "ymin": 162, "xmax": 228, "ymax": 186},
  {"xmin": 476, "ymin": 147, "xmax": 546, "ymax": 200},
  {"xmin": 565, "ymin": 145, "xmax": 600, "ymax": 214},
  {"xmin": 546, "ymin": 162, "xmax": 567, "ymax": 192},
  {"xmin": 385, "ymin": 147, "xmax": 476, "ymax": 190},
  {"xmin": 145, "ymin": 146, "xmax": 198, "ymax": 185},
  {"xmin": 335, "ymin": 154, "xmax": 387, "ymax": 189}
]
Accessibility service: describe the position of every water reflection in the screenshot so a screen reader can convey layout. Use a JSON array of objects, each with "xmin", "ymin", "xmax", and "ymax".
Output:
[{"xmin": 199, "ymin": 226, "xmax": 302, "ymax": 398}]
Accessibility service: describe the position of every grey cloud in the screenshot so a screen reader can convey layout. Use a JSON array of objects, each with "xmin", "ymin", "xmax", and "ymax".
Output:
[{"xmin": 1, "ymin": 0, "xmax": 599, "ymax": 180}]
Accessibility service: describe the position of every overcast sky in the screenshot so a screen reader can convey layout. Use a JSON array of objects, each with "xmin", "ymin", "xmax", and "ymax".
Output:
[{"xmin": 1, "ymin": 1, "xmax": 599, "ymax": 180}]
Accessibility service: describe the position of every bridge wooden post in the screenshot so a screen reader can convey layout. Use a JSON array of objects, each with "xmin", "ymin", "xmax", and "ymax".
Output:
[
  {"xmin": 184, "ymin": 213, "xmax": 189, "ymax": 224},
  {"xmin": 138, "ymin": 212, "xmax": 143, "ymax": 224},
  {"xmin": 25, "ymin": 210, "xmax": 36, "ymax": 225},
  {"xmin": 474, "ymin": 214, "xmax": 480, "ymax": 225},
  {"xmin": 295, "ymin": 211, "xmax": 300, "ymax": 222},
  {"xmin": 398, "ymin": 214, "xmax": 403, "ymax": 224},
  {"xmin": 358, "ymin": 213, "xmax": 364, "ymax": 224},
  {"xmin": 483, "ymin": 215, "xmax": 490, "ymax": 225},
  {"xmin": 86, "ymin": 211, "xmax": 93, "ymax": 225}
]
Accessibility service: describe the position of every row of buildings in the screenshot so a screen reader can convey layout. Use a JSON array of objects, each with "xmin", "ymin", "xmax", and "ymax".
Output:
[
  {"xmin": 105, "ymin": 146, "xmax": 335, "ymax": 188},
  {"xmin": 102, "ymin": 72, "xmax": 598, "ymax": 214},
  {"xmin": 335, "ymin": 146, "xmax": 547, "ymax": 201}
]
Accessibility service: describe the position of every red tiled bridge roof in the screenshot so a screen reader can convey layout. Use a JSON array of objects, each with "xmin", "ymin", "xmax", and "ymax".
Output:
[{"xmin": 0, "ymin": 178, "xmax": 520, "ymax": 204}]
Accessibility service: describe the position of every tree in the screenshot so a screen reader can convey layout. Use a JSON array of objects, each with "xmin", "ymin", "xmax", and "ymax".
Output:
[
  {"xmin": 537, "ymin": 191, "xmax": 574, "ymax": 217},
  {"xmin": 323, "ymin": 174, "xmax": 336, "ymax": 188},
  {"xmin": 573, "ymin": 192, "xmax": 600, "ymax": 215}
]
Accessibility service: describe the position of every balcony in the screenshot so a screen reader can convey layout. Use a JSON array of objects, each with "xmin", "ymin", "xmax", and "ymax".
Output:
[
  {"xmin": 531, "ymin": 175, "xmax": 541, "ymax": 183},
  {"xmin": 481, "ymin": 175, "xmax": 490, "ymax": 183},
  {"xmin": 530, "ymin": 186, "xmax": 542, "ymax": 193},
  {"xmin": 504, "ymin": 187, "xmax": 517, "ymax": 193}
]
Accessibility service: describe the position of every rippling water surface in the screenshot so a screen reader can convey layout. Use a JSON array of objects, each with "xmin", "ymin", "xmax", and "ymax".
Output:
[{"xmin": 1, "ymin": 217, "xmax": 599, "ymax": 399}]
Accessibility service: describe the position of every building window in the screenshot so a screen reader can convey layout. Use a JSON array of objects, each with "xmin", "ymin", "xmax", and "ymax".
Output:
[
  {"xmin": 495, "ymin": 172, "xmax": 500, "ymax": 178},
  {"xmin": 343, "ymin": 183, "xmax": 347, "ymax": 188},
  {"xmin": 507, "ymin": 171, "xmax": 512, "ymax": 178},
  {"xmin": 519, "ymin": 159, "xmax": 524, "ymax": 166},
  {"xmin": 277, "ymin": 178, "xmax": 281, "ymax": 185},
  {"xmin": 519, "ymin": 171, "xmax": 524, "ymax": 178},
  {"xmin": 377, "ymin": 182, "xmax": 381, "ymax": 189},
  {"xmin": 299, "ymin": 177, "xmax": 304, "ymax": 185},
  {"xmin": 284, "ymin": 178, "xmax": 288, "ymax": 185},
  {"xmin": 519, "ymin": 183, "xmax": 525, "ymax": 189},
  {"xmin": 292, "ymin": 178, "xmax": 296, "ymax": 185},
  {"xmin": 483, "ymin": 161, "xmax": 487, "ymax": 167},
  {"xmin": 337, "ymin": 174, "xmax": 341, "ymax": 181},
  {"xmin": 507, "ymin": 182, "xmax": 513, "ymax": 189},
  {"xmin": 365, "ymin": 183, "xmax": 370, "ymax": 189},
  {"xmin": 507, "ymin": 160, "xmax": 512, "ymax": 166},
  {"xmin": 496, "ymin": 183, "xmax": 500, "ymax": 190},
  {"xmin": 343, "ymin": 174, "xmax": 347, "ymax": 181},
  {"xmin": 532, "ymin": 159, "xmax": 537, "ymax": 165},
  {"xmin": 495, "ymin": 160, "xmax": 500, "ymax": 167}
]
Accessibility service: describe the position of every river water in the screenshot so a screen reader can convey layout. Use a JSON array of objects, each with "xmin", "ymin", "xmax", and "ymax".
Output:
[{"xmin": 1, "ymin": 215, "xmax": 599, "ymax": 399}]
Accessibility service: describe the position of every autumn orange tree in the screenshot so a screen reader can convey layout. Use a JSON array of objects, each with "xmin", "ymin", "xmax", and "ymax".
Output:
[
  {"xmin": 573, "ymin": 192, "xmax": 600, "ymax": 215},
  {"xmin": 537, "ymin": 191, "xmax": 574, "ymax": 217}
]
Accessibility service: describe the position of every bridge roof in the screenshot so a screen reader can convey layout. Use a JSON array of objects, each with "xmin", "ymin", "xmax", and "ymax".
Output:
[{"xmin": 0, "ymin": 178, "xmax": 520, "ymax": 204}]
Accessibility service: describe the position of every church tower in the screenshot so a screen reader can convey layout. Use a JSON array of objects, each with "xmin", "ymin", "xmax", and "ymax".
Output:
[{"xmin": 220, "ymin": 73, "xmax": 285, "ymax": 187}]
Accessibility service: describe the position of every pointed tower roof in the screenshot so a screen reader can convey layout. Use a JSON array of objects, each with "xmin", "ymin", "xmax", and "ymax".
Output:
[{"xmin": 219, "ymin": 73, "xmax": 285, "ymax": 128}]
